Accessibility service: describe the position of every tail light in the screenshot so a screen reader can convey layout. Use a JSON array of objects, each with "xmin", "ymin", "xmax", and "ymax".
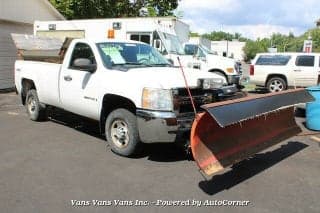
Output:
[{"xmin": 249, "ymin": 65, "xmax": 254, "ymax": 76}]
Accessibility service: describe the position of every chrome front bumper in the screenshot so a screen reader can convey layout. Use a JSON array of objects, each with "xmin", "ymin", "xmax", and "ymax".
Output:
[{"xmin": 136, "ymin": 109, "xmax": 194, "ymax": 143}]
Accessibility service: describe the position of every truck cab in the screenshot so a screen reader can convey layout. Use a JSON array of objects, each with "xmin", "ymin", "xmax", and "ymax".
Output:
[{"xmin": 183, "ymin": 43, "xmax": 241, "ymax": 86}]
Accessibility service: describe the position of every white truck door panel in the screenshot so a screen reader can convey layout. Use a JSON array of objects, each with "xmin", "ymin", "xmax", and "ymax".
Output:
[
  {"xmin": 192, "ymin": 57, "xmax": 208, "ymax": 70},
  {"xmin": 293, "ymin": 55, "xmax": 318, "ymax": 87},
  {"xmin": 59, "ymin": 42, "xmax": 100, "ymax": 119},
  {"xmin": 60, "ymin": 69, "xmax": 99, "ymax": 119}
]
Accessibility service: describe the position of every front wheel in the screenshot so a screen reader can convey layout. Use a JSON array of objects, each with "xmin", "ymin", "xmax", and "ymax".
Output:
[
  {"xmin": 105, "ymin": 109, "xmax": 141, "ymax": 157},
  {"xmin": 266, "ymin": 77, "xmax": 287, "ymax": 93}
]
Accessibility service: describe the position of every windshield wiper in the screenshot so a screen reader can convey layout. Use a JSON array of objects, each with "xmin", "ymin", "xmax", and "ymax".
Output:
[
  {"xmin": 151, "ymin": 63, "xmax": 172, "ymax": 67},
  {"xmin": 114, "ymin": 62, "xmax": 153, "ymax": 67}
]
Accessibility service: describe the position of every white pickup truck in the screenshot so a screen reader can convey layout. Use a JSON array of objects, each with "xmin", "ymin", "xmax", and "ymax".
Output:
[
  {"xmin": 15, "ymin": 38, "xmax": 240, "ymax": 156},
  {"xmin": 183, "ymin": 43, "xmax": 241, "ymax": 86}
]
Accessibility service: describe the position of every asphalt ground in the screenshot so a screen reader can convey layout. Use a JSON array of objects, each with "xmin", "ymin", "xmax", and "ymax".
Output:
[{"xmin": 0, "ymin": 92, "xmax": 319, "ymax": 213}]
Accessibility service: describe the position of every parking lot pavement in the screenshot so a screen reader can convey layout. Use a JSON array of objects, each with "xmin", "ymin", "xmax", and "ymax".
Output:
[{"xmin": 0, "ymin": 92, "xmax": 319, "ymax": 213}]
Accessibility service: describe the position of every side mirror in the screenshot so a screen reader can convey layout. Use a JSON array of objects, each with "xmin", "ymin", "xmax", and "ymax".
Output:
[
  {"xmin": 73, "ymin": 58, "xmax": 96, "ymax": 73},
  {"xmin": 200, "ymin": 56, "xmax": 207, "ymax": 62},
  {"xmin": 153, "ymin": 39, "xmax": 161, "ymax": 49}
]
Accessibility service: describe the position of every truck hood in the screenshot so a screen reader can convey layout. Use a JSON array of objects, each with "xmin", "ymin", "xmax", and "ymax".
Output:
[
  {"xmin": 126, "ymin": 66, "xmax": 226, "ymax": 89},
  {"xmin": 206, "ymin": 54, "xmax": 236, "ymax": 68}
]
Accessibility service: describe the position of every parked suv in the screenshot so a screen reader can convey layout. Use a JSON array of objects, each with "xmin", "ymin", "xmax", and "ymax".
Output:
[{"xmin": 250, "ymin": 53, "xmax": 320, "ymax": 92}]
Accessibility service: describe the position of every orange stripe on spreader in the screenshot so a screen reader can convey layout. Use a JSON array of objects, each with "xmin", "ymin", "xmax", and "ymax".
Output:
[{"xmin": 197, "ymin": 126, "xmax": 294, "ymax": 169}]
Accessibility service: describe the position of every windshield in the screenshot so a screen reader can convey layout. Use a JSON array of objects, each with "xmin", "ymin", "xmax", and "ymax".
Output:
[
  {"xmin": 97, "ymin": 42, "xmax": 170, "ymax": 69},
  {"xmin": 158, "ymin": 32, "xmax": 185, "ymax": 55},
  {"xmin": 199, "ymin": 45, "xmax": 217, "ymax": 55},
  {"xmin": 184, "ymin": 44, "xmax": 217, "ymax": 56}
]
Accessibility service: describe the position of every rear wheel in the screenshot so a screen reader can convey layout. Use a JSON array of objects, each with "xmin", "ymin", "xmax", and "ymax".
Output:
[
  {"xmin": 25, "ymin": 89, "xmax": 47, "ymax": 121},
  {"xmin": 105, "ymin": 108, "xmax": 141, "ymax": 157},
  {"xmin": 267, "ymin": 77, "xmax": 287, "ymax": 93}
]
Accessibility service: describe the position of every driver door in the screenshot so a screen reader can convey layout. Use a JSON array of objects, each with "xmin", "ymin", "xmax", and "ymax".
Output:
[
  {"xmin": 192, "ymin": 47, "xmax": 207, "ymax": 70},
  {"xmin": 59, "ymin": 42, "xmax": 100, "ymax": 119}
]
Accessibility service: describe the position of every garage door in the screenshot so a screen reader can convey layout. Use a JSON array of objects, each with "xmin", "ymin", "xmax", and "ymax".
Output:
[
  {"xmin": 0, "ymin": 21, "xmax": 32, "ymax": 90},
  {"xmin": 0, "ymin": 35, "xmax": 16, "ymax": 89}
]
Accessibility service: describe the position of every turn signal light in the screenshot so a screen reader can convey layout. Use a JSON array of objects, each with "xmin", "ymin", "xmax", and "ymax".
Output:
[{"xmin": 107, "ymin": 29, "xmax": 115, "ymax": 39}]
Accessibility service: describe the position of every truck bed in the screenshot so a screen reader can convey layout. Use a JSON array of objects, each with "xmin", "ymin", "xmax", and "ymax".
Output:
[
  {"xmin": 11, "ymin": 34, "xmax": 73, "ymax": 64},
  {"xmin": 15, "ymin": 60, "xmax": 62, "ymax": 107}
]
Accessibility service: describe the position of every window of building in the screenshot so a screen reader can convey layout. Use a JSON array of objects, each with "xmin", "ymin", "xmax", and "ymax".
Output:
[{"xmin": 129, "ymin": 34, "xmax": 151, "ymax": 44}]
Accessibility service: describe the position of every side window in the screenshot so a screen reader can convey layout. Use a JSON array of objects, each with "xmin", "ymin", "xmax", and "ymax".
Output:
[
  {"xmin": 140, "ymin": 35, "xmax": 150, "ymax": 44},
  {"xmin": 129, "ymin": 34, "xmax": 151, "ymax": 44},
  {"xmin": 130, "ymin": 34, "xmax": 139, "ymax": 42},
  {"xmin": 197, "ymin": 48, "xmax": 205, "ymax": 58},
  {"xmin": 69, "ymin": 43, "xmax": 96, "ymax": 69},
  {"xmin": 256, "ymin": 55, "xmax": 291, "ymax": 65},
  {"xmin": 184, "ymin": 44, "xmax": 198, "ymax": 55},
  {"xmin": 295, "ymin": 55, "xmax": 314, "ymax": 67}
]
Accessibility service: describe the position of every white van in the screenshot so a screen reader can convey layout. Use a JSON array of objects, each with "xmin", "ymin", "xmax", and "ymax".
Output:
[{"xmin": 250, "ymin": 52, "xmax": 320, "ymax": 92}]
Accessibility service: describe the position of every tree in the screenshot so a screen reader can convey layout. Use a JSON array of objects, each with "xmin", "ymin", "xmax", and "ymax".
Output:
[
  {"xmin": 48, "ymin": 0, "xmax": 179, "ymax": 19},
  {"xmin": 202, "ymin": 31, "xmax": 248, "ymax": 42},
  {"xmin": 242, "ymin": 30, "xmax": 320, "ymax": 61},
  {"xmin": 302, "ymin": 28, "xmax": 320, "ymax": 52},
  {"xmin": 147, "ymin": 0, "xmax": 179, "ymax": 16},
  {"xmin": 189, "ymin": 32, "xmax": 200, "ymax": 37},
  {"xmin": 243, "ymin": 39, "xmax": 268, "ymax": 61}
]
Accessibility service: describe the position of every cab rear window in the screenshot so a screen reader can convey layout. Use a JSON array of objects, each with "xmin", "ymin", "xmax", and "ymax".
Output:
[{"xmin": 256, "ymin": 55, "xmax": 291, "ymax": 65}]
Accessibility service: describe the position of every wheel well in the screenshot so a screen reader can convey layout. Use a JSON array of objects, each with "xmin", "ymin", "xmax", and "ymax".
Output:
[
  {"xmin": 208, "ymin": 69, "xmax": 228, "ymax": 83},
  {"xmin": 209, "ymin": 69, "xmax": 227, "ymax": 77},
  {"xmin": 21, "ymin": 79, "xmax": 36, "ymax": 105},
  {"xmin": 99, "ymin": 94, "xmax": 136, "ymax": 134},
  {"xmin": 265, "ymin": 74, "xmax": 287, "ymax": 87}
]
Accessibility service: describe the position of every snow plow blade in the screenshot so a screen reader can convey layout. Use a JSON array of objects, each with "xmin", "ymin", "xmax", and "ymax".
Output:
[{"xmin": 190, "ymin": 89, "xmax": 314, "ymax": 176}]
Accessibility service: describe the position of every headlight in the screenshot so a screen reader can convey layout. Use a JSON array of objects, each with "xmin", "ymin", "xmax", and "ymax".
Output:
[
  {"xmin": 142, "ymin": 88, "xmax": 173, "ymax": 111},
  {"xmin": 198, "ymin": 78, "xmax": 224, "ymax": 89}
]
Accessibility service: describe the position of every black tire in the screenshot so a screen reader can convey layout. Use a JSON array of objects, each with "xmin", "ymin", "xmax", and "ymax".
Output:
[
  {"xmin": 25, "ymin": 89, "xmax": 47, "ymax": 121},
  {"xmin": 266, "ymin": 77, "xmax": 287, "ymax": 93},
  {"xmin": 105, "ymin": 108, "xmax": 141, "ymax": 157}
]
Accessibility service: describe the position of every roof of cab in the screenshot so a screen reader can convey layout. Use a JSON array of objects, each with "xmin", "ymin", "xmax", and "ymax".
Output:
[{"xmin": 72, "ymin": 38, "xmax": 146, "ymax": 45}]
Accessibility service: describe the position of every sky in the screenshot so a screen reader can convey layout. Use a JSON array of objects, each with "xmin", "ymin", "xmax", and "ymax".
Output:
[{"xmin": 176, "ymin": 0, "xmax": 320, "ymax": 39}]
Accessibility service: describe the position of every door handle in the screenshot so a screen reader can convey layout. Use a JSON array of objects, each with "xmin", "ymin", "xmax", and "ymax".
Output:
[
  {"xmin": 64, "ymin": 75, "xmax": 72, "ymax": 81},
  {"xmin": 294, "ymin": 69, "xmax": 301, "ymax": 72}
]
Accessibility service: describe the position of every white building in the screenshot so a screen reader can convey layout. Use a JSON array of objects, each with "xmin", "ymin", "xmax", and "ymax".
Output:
[
  {"xmin": 0, "ymin": 0, "xmax": 64, "ymax": 89},
  {"xmin": 211, "ymin": 40, "xmax": 246, "ymax": 61}
]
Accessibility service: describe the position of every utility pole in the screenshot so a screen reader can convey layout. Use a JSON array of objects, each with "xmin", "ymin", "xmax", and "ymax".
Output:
[{"xmin": 226, "ymin": 39, "xmax": 229, "ymax": 57}]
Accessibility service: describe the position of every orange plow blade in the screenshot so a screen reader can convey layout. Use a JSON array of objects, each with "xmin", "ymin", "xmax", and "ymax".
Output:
[{"xmin": 190, "ymin": 89, "xmax": 314, "ymax": 176}]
